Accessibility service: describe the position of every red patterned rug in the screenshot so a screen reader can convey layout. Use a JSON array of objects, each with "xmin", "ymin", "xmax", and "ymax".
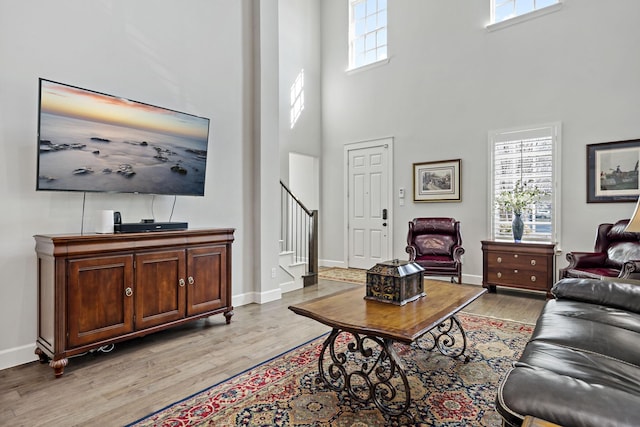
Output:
[{"xmin": 128, "ymin": 313, "xmax": 532, "ymax": 426}]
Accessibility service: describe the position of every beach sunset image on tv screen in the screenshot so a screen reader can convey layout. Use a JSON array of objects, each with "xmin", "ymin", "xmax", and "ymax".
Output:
[{"xmin": 37, "ymin": 79, "xmax": 210, "ymax": 196}]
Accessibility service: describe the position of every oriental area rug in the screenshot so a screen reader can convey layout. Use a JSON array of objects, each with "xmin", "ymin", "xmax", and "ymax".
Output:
[{"xmin": 128, "ymin": 313, "xmax": 533, "ymax": 427}]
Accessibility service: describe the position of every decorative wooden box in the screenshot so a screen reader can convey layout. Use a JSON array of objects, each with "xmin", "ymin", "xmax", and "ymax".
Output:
[{"xmin": 365, "ymin": 260, "xmax": 425, "ymax": 305}]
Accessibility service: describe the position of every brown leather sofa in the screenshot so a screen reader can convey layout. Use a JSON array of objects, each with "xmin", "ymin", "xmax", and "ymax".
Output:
[
  {"xmin": 405, "ymin": 217, "xmax": 464, "ymax": 283},
  {"xmin": 560, "ymin": 219, "xmax": 640, "ymax": 279},
  {"xmin": 495, "ymin": 278, "xmax": 640, "ymax": 427}
]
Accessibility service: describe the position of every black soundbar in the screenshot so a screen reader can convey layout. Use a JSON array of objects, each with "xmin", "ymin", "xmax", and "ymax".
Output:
[{"xmin": 114, "ymin": 222, "xmax": 188, "ymax": 233}]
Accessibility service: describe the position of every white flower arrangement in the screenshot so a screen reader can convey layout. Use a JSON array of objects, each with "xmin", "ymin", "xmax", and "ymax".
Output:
[{"xmin": 495, "ymin": 180, "xmax": 547, "ymax": 215}]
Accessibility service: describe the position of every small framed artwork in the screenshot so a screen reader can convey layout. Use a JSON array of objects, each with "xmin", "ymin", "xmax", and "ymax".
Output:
[
  {"xmin": 413, "ymin": 159, "xmax": 461, "ymax": 202},
  {"xmin": 587, "ymin": 139, "xmax": 640, "ymax": 203}
]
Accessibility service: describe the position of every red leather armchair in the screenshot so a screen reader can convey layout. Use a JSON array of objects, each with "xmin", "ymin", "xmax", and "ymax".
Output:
[
  {"xmin": 405, "ymin": 217, "xmax": 464, "ymax": 283},
  {"xmin": 560, "ymin": 219, "xmax": 640, "ymax": 280}
]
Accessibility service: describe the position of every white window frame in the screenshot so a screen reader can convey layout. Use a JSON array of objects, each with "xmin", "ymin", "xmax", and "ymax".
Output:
[
  {"xmin": 487, "ymin": 0, "xmax": 562, "ymax": 32},
  {"xmin": 488, "ymin": 122, "xmax": 562, "ymax": 246},
  {"xmin": 348, "ymin": 0, "xmax": 388, "ymax": 71}
]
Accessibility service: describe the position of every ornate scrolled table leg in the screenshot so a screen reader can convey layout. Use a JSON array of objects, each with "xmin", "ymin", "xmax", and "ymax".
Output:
[
  {"xmin": 316, "ymin": 328, "xmax": 413, "ymax": 421},
  {"xmin": 415, "ymin": 315, "xmax": 470, "ymax": 362}
]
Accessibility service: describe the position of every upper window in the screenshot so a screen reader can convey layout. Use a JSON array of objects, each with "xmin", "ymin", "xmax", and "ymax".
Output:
[
  {"xmin": 349, "ymin": 0, "xmax": 387, "ymax": 70},
  {"xmin": 489, "ymin": 123, "xmax": 561, "ymax": 244},
  {"xmin": 491, "ymin": 0, "xmax": 560, "ymax": 25}
]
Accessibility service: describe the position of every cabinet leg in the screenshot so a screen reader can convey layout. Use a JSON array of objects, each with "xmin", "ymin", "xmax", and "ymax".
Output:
[
  {"xmin": 482, "ymin": 284, "xmax": 497, "ymax": 293},
  {"xmin": 35, "ymin": 347, "xmax": 50, "ymax": 364},
  {"xmin": 224, "ymin": 309, "xmax": 234, "ymax": 324},
  {"xmin": 50, "ymin": 358, "xmax": 68, "ymax": 378}
]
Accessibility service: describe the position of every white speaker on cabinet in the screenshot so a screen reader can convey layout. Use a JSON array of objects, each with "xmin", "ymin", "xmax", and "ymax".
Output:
[{"xmin": 96, "ymin": 210, "xmax": 114, "ymax": 234}]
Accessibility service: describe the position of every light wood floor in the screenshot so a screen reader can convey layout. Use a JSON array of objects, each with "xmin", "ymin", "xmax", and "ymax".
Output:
[{"xmin": 0, "ymin": 279, "xmax": 546, "ymax": 427}]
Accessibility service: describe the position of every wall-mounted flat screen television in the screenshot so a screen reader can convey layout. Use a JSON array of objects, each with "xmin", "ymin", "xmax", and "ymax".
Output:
[{"xmin": 37, "ymin": 79, "xmax": 211, "ymax": 196}]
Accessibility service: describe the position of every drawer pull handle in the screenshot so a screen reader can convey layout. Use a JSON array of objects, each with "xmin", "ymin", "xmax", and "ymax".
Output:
[
  {"xmin": 179, "ymin": 278, "xmax": 186, "ymax": 287},
  {"xmin": 125, "ymin": 287, "xmax": 133, "ymax": 297},
  {"xmin": 531, "ymin": 260, "xmax": 536, "ymax": 266},
  {"xmin": 514, "ymin": 254, "xmax": 519, "ymax": 258},
  {"xmin": 514, "ymin": 269, "xmax": 519, "ymax": 274},
  {"xmin": 531, "ymin": 275, "xmax": 537, "ymax": 282},
  {"xmin": 497, "ymin": 272, "xmax": 502, "ymax": 278},
  {"xmin": 188, "ymin": 276, "xmax": 195, "ymax": 285},
  {"xmin": 497, "ymin": 257, "xmax": 502, "ymax": 263}
]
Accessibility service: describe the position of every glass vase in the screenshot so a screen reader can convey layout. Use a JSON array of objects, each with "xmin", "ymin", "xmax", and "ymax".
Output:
[{"xmin": 512, "ymin": 213, "xmax": 524, "ymax": 242}]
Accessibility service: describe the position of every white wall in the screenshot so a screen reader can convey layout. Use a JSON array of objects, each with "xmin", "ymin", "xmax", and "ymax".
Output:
[
  {"xmin": 320, "ymin": 0, "xmax": 640, "ymax": 280},
  {"xmin": 0, "ymin": 0, "xmax": 256, "ymax": 369},
  {"xmin": 290, "ymin": 152, "xmax": 319, "ymax": 210},
  {"xmin": 278, "ymin": 0, "xmax": 322, "ymax": 184}
]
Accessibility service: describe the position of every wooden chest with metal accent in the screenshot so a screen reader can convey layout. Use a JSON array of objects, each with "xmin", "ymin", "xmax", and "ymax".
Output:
[{"xmin": 366, "ymin": 259, "xmax": 425, "ymax": 305}]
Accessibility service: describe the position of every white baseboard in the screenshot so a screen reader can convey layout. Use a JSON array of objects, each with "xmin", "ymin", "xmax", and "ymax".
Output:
[
  {"xmin": 232, "ymin": 288, "xmax": 282, "ymax": 307},
  {"xmin": 463, "ymin": 273, "xmax": 483, "ymax": 286},
  {"xmin": 232, "ymin": 292, "xmax": 256, "ymax": 307},
  {"xmin": 280, "ymin": 280, "xmax": 302, "ymax": 294},
  {"xmin": 0, "ymin": 343, "xmax": 38, "ymax": 371},
  {"xmin": 320, "ymin": 259, "xmax": 347, "ymax": 268}
]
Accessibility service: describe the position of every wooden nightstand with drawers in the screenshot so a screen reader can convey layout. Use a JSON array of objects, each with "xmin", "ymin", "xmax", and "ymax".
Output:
[{"xmin": 481, "ymin": 240, "xmax": 556, "ymax": 298}]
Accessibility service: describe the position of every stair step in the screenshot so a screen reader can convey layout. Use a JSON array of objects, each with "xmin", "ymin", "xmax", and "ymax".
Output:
[{"xmin": 303, "ymin": 272, "xmax": 317, "ymax": 287}]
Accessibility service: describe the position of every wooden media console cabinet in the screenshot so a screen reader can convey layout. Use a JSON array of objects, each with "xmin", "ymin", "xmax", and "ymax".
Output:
[{"xmin": 34, "ymin": 228, "xmax": 234, "ymax": 377}]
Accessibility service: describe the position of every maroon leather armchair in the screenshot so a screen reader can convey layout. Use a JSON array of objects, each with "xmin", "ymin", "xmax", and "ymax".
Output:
[
  {"xmin": 405, "ymin": 217, "xmax": 464, "ymax": 283},
  {"xmin": 559, "ymin": 219, "xmax": 640, "ymax": 280}
]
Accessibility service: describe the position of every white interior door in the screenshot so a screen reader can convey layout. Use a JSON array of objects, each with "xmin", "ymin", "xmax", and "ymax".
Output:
[{"xmin": 346, "ymin": 139, "xmax": 392, "ymax": 269}]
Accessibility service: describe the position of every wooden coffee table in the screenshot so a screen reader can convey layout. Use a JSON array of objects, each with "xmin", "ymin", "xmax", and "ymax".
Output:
[{"xmin": 288, "ymin": 280, "xmax": 486, "ymax": 419}]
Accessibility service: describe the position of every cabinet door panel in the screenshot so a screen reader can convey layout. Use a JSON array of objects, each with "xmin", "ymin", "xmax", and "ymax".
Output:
[
  {"xmin": 68, "ymin": 255, "xmax": 134, "ymax": 347},
  {"xmin": 187, "ymin": 246, "xmax": 227, "ymax": 316},
  {"xmin": 135, "ymin": 250, "xmax": 186, "ymax": 330}
]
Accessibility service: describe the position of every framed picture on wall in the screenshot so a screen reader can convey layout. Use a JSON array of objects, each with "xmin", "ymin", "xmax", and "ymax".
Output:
[
  {"xmin": 413, "ymin": 159, "xmax": 461, "ymax": 202},
  {"xmin": 587, "ymin": 139, "xmax": 640, "ymax": 203}
]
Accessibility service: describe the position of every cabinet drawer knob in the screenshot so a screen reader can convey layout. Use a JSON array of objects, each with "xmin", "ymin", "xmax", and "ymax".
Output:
[
  {"xmin": 188, "ymin": 276, "xmax": 195, "ymax": 285},
  {"xmin": 531, "ymin": 259, "xmax": 536, "ymax": 266},
  {"xmin": 497, "ymin": 272, "xmax": 502, "ymax": 278},
  {"xmin": 179, "ymin": 278, "xmax": 186, "ymax": 287},
  {"xmin": 513, "ymin": 254, "xmax": 519, "ymax": 258},
  {"xmin": 125, "ymin": 287, "xmax": 133, "ymax": 297},
  {"xmin": 531, "ymin": 275, "xmax": 537, "ymax": 282},
  {"xmin": 497, "ymin": 257, "xmax": 502, "ymax": 263},
  {"xmin": 514, "ymin": 269, "xmax": 519, "ymax": 274}
]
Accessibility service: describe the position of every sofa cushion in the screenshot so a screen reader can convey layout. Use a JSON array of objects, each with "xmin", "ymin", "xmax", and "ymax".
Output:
[
  {"xmin": 530, "ymin": 299, "xmax": 640, "ymax": 364},
  {"xmin": 560, "ymin": 266, "xmax": 622, "ymax": 280},
  {"xmin": 606, "ymin": 219, "xmax": 634, "ymax": 242},
  {"xmin": 552, "ymin": 278, "xmax": 640, "ymax": 314},
  {"xmin": 414, "ymin": 234, "xmax": 456, "ymax": 257},
  {"xmin": 606, "ymin": 241, "xmax": 640, "ymax": 268},
  {"xmin": 414, "ymin": 254, "xmax": 458, "ymax": 269},
  {"xmin": 496, "ymin": 298, "xmax": 640, "ymax": 427},
  {"xmin": 498, "ymin": 358, "xmax": 640, "ymax": 427}
]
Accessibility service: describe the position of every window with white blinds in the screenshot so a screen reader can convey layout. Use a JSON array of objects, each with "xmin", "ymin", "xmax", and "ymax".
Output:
[{"xmin": 489, "ymin": 123, "xmax": 561, "ymax": 243}]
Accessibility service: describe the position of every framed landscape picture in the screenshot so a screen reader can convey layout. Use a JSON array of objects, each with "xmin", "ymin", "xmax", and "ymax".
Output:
[
  {"xmin": 587, "ymin": 139, "xmax": 640, "ymax": 203},
  {"xmin": 413, "ymin": 159, "xmax": 461, "ymax": 202}
]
